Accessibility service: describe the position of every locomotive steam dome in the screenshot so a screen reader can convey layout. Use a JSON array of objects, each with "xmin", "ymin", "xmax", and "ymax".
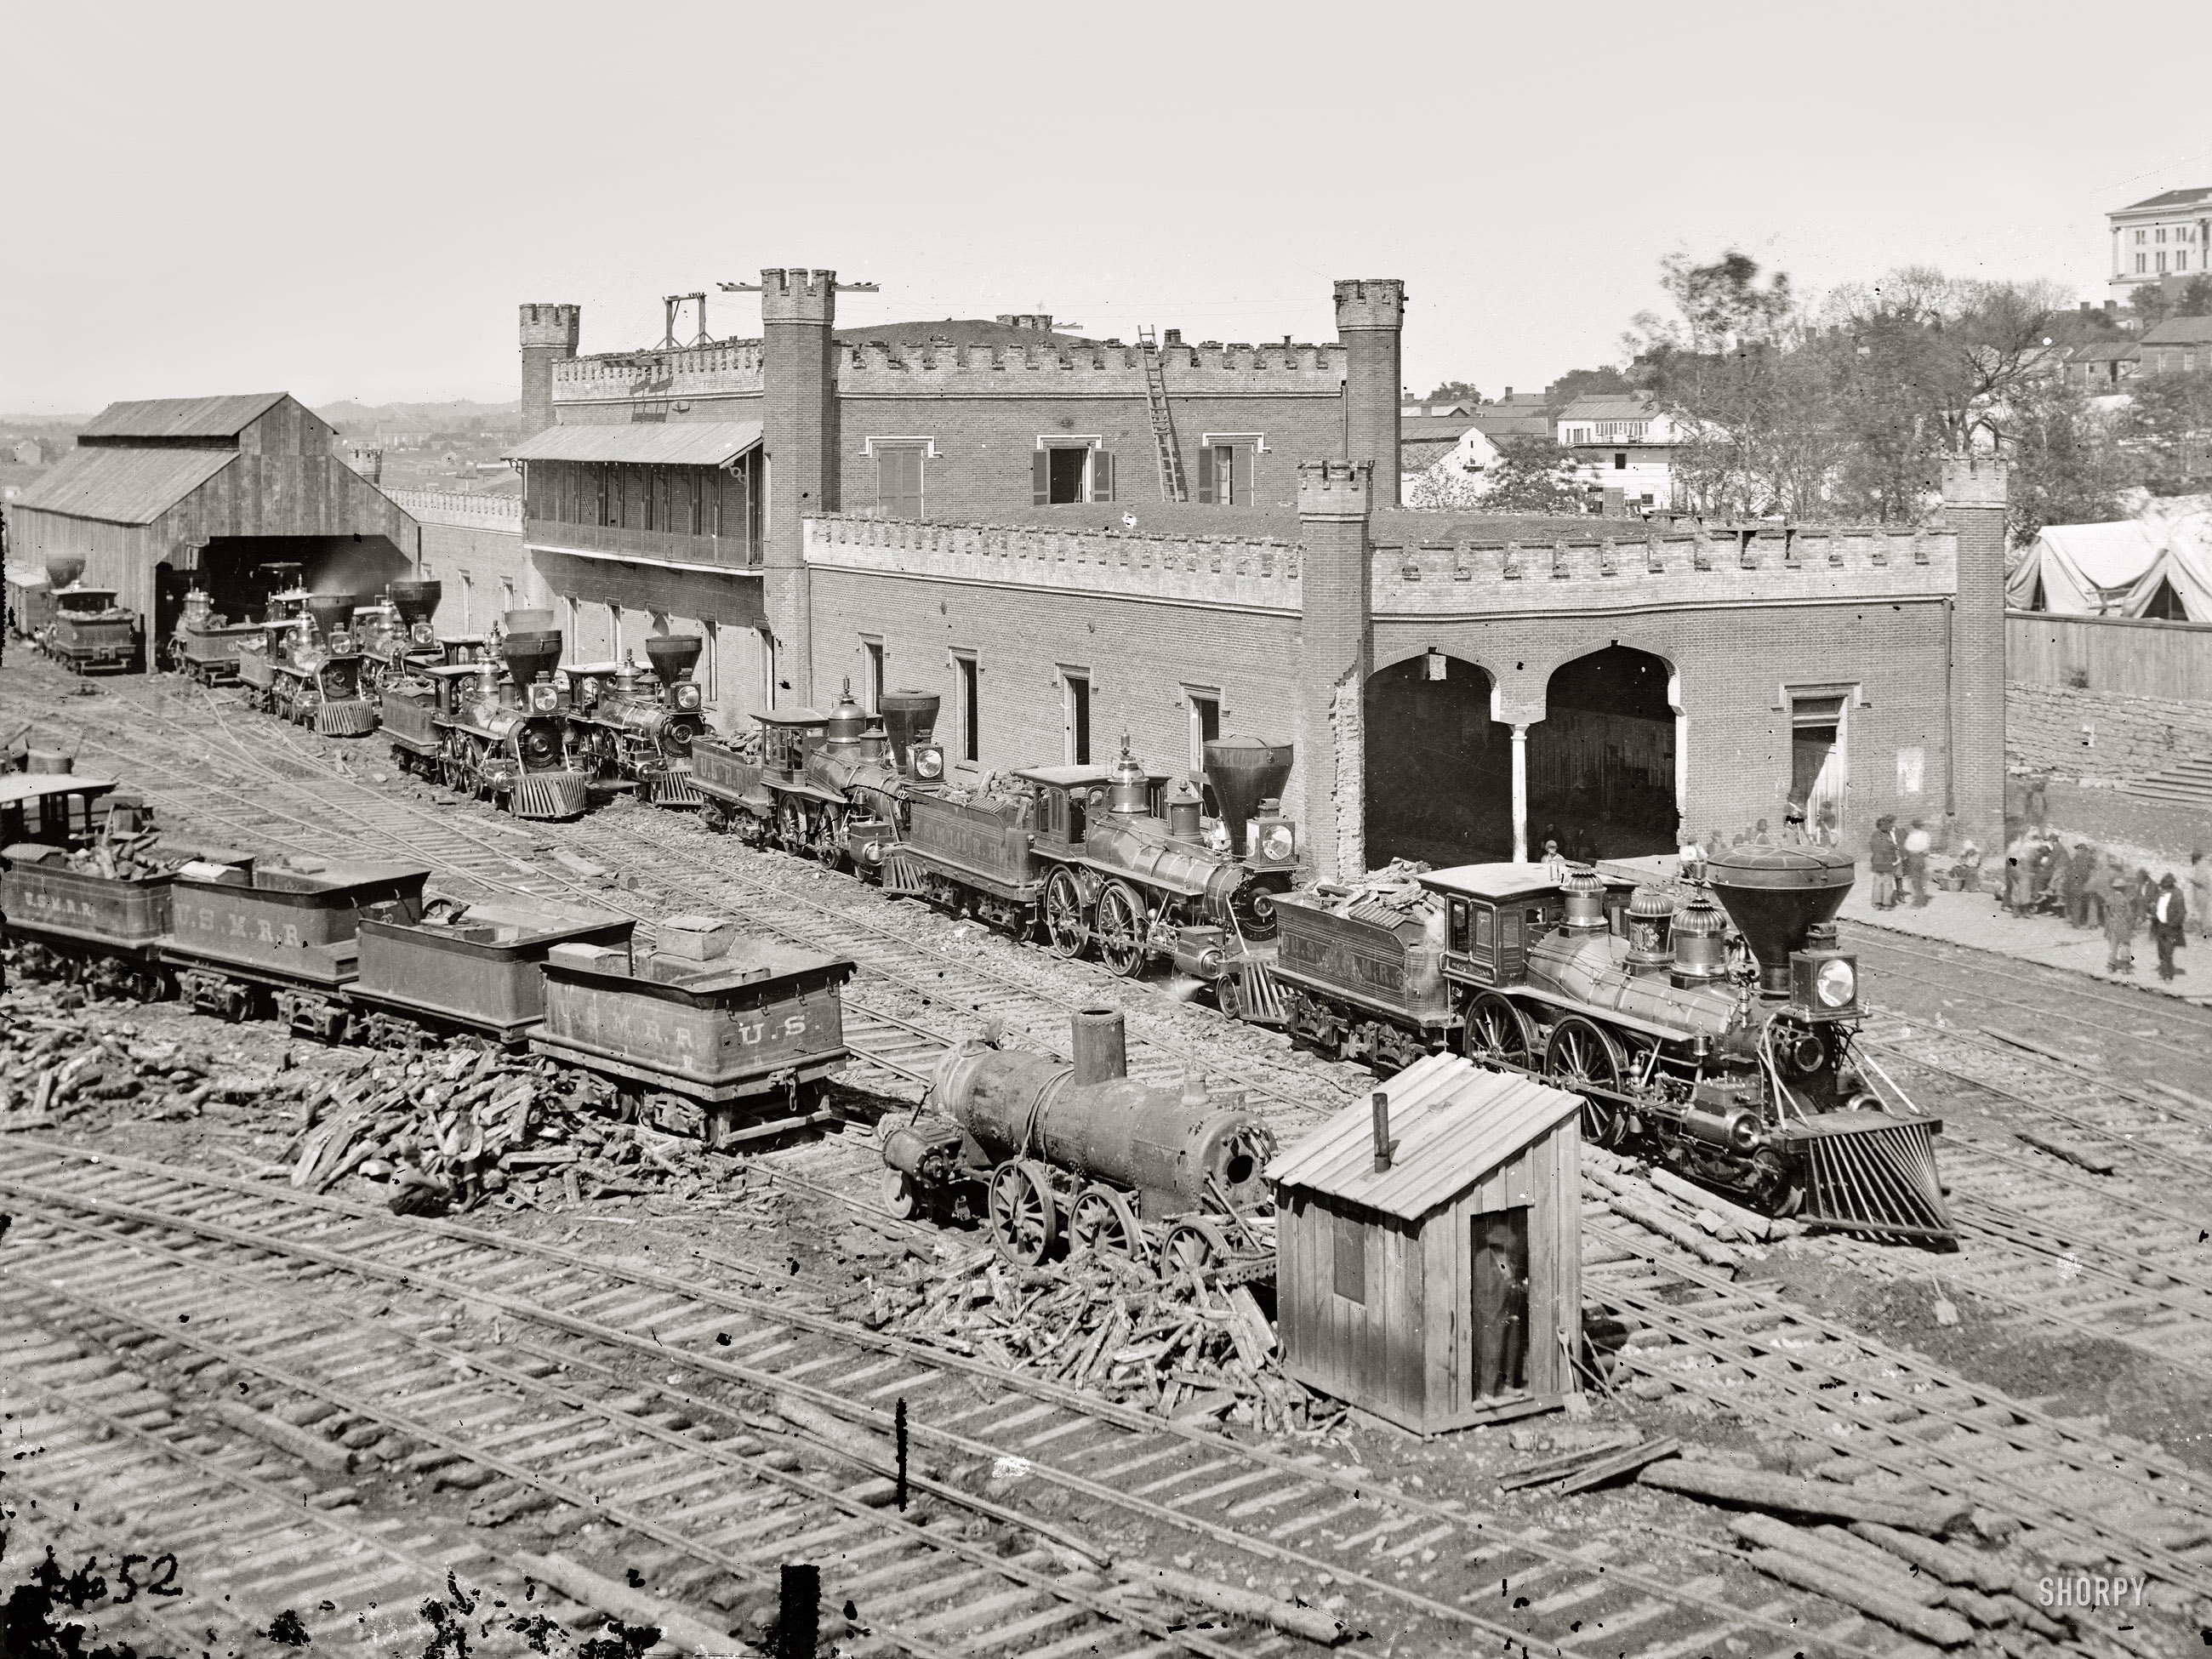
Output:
[
  {"xmin": 1561, "ymin": 865, "xmax": 1608, "ymax": 933},
  {"xmin": 1702, "ymin": 841, "xmax": 1856, "ymax": 997},
  {"xmin": 1624, "ymin": 885, "xmax": 1679, "ymax": 974},
  {"xmin": 1104, "ymin": 739, "xmax": 1151, "ymax": 814},
  {"xmin": 823, "ymin": 679, "xmax": 871, "ymax": 745}
]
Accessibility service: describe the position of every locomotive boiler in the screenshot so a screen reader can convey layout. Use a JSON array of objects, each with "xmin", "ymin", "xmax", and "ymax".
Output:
[
  {"xmin": 567, "ymin": 636, "xmax": 712, "ymax": 807},
  {"xmin": 355, "ymin": 579, "xmax": 442, "ymax": 695},
  {"xmin": 31, "ymin": 558, "xmax": 141, "ymax": 675},
  {"xmin": 1262, "ymin": 845, "xmax": 1953, "ymax": 1246},
  {"xmin": 882, "ymin": 1005, "xmax": 1277, "ymax": 1277},
  {"xmin": 267, "ymin": 596, "xmax": 379, "ymax": 735},
  {"xmin": 691, "ymin": 684, "xmax": 944, "ymax": 874},
  {"xmin": 437, "ymin": 624, "xmax": 591, "ymax": 818}
]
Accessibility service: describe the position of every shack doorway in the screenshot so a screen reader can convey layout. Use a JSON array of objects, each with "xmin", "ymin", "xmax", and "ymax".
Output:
[
  {"xmin": 1472, "ymin": 1207, "xmax": 1531, "ymax": 1400},
  {"xmin": 1363, "ymin": 654, "xmax": 1509, "ymax": 866},
  {"xmin": 153, "ymin": 562, "xmax": 189, "ymax": 667},
  {"xmin": 1526, "ymin": 646, "xmax": 1677, "ymax": 862}
]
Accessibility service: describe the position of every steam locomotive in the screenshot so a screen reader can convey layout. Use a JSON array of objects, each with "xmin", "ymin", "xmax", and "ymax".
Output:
[
  {"xmin": 423, "ymin": 622, "xmax": 591, "ymax": 819},
  {"xmin": 881, "ymin": 734, "xmax": 1298, "ymax": 997},
  {"xmin": 24, "ymin": 558, "xmax": 141, "ymax": 675},
  {"xmin": 1253, "ymin": 846, "xmax": 1952, "ymax": 1246},
  {"xmin": 354, "ymin": 579, "xmax": 444, "ymax": 696},
  {"xmin": 883, "ymin": 1004, "xmax": 1277, "ymax": 1277},
  {"xmin": 690, "ymin": 683, "xmax": 945, "ymax": 875},
  {"xmin": 233, "ymin": 596, "xmax": 379, "ymax": 736},
  {"xmin": 566, "ymin": 636, "xmax": 713, "ymax": 807}
]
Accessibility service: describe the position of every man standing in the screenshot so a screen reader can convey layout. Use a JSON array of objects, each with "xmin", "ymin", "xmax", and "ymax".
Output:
[
  {"xmin": 1868, "ymin": 816, "xmax": 1900, "ymax": 910},
  {"xmin": 2152, "ymin": 874, "xmax": 2188, "ymax": 983},
  {"xmin": 1902, "ymin": 818, "xmax": 1933, "ymax": 908}
]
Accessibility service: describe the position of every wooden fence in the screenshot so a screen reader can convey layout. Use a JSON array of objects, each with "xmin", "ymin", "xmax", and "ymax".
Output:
[{"xmin": 2008, "ymin": 611, "xmax": 2212, "ymax": 704}]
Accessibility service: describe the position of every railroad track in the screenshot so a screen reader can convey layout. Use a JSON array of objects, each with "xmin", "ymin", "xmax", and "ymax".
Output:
[{"xmin": 0, "ymin": 1137, "xmax": 1938, "ymax": 1659}]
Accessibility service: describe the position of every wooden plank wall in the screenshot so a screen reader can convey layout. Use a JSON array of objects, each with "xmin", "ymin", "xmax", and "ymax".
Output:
[{"xmin": 2009, "ymin": 612, "xmax": 2212, "ymax": 704}]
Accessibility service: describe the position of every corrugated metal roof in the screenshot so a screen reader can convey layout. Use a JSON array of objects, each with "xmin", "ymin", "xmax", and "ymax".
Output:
[
  {"xmin": 1266, "ymin": 1052, "xmax": 1581, "ymax": 1221},
  {"xmin": 13, "ymin": 447, "xmax": 237, "ymax": 525},
  {"xmin": 504, "ymin": 421, "xmax": 762, "ymax": 467},
  {"xmin": 78, "ymin": 392, "xmax": 286, "ymax": 440}
]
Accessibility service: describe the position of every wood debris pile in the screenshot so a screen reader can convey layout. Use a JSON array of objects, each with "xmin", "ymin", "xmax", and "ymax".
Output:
[
  {"xmin": 1296, "ymin": 858, "xmax": 1439, "ymax": 922},
  {"xmin": 286, "ymin": 1046, "xmax": 724, "ymax": 1215},
  {"xmin": 859, "ymin": 1248, "xmax": 1344, "ymax": 1438},
  {"xmin": 0, "ymin": 983, "xmax": 217, "ymax": 1129}
]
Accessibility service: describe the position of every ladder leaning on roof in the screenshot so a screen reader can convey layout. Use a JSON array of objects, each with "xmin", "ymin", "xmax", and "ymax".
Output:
[{"xmin": 1137, "ymin": 327, "xmax": 1190, "ymax": 503}]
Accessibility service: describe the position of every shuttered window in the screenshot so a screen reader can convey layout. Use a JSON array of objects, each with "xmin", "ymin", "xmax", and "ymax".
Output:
[
  {"xmin": 876, "ymin": 447, "xmax": 925, "ymax": 518},
  {"xmin": 1198, "ymin": 442, "xmax": 1251, "ymax": 505},
  {"xmin": 1333, "ymin": 1211, "xmax": 1366, "ymax": 1303}
]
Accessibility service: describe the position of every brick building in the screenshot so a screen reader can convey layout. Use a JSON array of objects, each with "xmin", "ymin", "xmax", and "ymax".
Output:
[{"xmin": 499, "ymin": 269, "xmax": 2007, "ymax": 875}]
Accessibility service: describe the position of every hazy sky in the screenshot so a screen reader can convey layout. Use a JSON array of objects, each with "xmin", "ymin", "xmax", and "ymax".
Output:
[{"xmin": 6, "ymin": 0, "xmax": 2210, "ymax": 415}]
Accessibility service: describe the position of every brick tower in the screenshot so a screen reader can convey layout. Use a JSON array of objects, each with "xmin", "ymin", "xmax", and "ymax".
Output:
[
  {"xmin": 1297, "ymin": 459, "xmax": 1374, "ymax": 881},
  {"xmin": 1333, "ymin": 280, "xmax": 1405, "ymax": 508},
  {"xmin": 1941, "ymin": 457, "xmax": 2009, "ymax": 852},
  {"xmin": 761, "ymin": 268, "xmax": 840, "ymax": 707},
  {"xmin": 519, "ymin": 304, "xmax": 581, "ymax": 437}
]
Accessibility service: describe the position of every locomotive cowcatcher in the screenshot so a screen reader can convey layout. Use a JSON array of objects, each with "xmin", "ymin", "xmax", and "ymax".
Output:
[
  {"xmin": 690, "ymin": 683, "xmax": 945, "ymax": 875},
  {"xmin": 884, "ymin": 733, "xmax": 1298, "ymax": 991},
  {"xmin": 1263, "ymin": 844, "xmax": 1953, "ymax": 1246},
  {"xmin": 565, "ymin": 636, "xmax": 713, "ymax": 807},
  {"xmin": 882, "ymin": 1004, "xmax": 1277, "ymax": 1279}
]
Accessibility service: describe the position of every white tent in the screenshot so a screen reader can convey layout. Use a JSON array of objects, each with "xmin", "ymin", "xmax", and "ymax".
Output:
[{"xmin": 2007, "ymin": 519, "xmax": 2209, "ymax": 620}]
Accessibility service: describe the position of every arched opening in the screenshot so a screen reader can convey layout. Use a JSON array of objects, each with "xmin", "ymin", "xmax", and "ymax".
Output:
[
  {"xmin": 1363, "ymin": 653, "xmax": 1513, "ymax": 866},
  {"xmin": 1526, "ymin": 645, "xmax": 1678, "ymax": 861}
]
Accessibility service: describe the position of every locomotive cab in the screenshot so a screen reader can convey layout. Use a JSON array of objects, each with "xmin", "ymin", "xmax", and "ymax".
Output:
[{"xmin": 1422, "ymin": 864, "xmax": 1565, "ymax": 990}]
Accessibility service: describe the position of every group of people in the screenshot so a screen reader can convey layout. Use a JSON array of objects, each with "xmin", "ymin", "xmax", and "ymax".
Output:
[
  {"xmin": 2002, "ymin": 833, "xmax": 2208, "ymax": 981},
  {"xmin": 1867, "ymin": 816, "xmax": 1939, "ymax": 909}
]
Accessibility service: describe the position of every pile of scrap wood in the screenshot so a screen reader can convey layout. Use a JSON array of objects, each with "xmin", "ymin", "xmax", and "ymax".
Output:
[
  {"xmin": 864, "ymin": 1248, "xmax": 1343, "ymax": 1436},
  {"xmin": 1297, "ymin": 858, "xmax": 1437, "ymax": 919},
  {"xmin": 285, "ymin": 1046, "xmax": 722, "ymax": 1214},
  {"xmin": 0, "ymin": 986, "xmax": 218, "ymax": 1129}
]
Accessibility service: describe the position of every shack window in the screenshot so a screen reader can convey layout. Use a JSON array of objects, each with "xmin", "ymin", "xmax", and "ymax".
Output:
[
  {"xmin": 1333, "ymin": 1211, "xmax": 1366, "ymax": 1304},
  {"xmin": 955, "ymin": 652, "xmax": 980, "ymax": 764}
]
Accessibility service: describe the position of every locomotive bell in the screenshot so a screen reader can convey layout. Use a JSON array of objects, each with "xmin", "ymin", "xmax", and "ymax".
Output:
[
  {"xmin": 1623, "ymin": 886, "xmax": 1678, "ymax": 977},
  {"xmin": 823, "ymin": 678, "xmax": 871, "ymax": 747},
  {"xmin": 1104, "ymin": 738, "xmax": 1152, "ymax": 815},
  {"xmin": 1561, "ymin": 866, "xmax": 1608, "ymax": 934},
  {"xmin": 1670, "ymin": 890, "xmax": 1730, "ymax": 987}
]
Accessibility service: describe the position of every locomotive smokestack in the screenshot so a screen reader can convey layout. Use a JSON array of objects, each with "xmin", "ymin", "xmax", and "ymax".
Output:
[
  {"xmin": 1371, "ymin": 1090, "xmax": 1394, "ymax": 1172},
  {"xmin": 1071, "ymin": 1005, "xmax": 1126, "ymax": 1084}
]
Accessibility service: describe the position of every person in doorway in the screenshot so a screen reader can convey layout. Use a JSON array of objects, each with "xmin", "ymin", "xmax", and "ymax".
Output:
[
  {"xmin": 1814, "ymin": 798, "xmax": 1839, "ymax": 847},
  {"xmin": 2105, "ymin": 860, "xmax": 2138, "ymax": 974},
  {"xmin": 2192, "ymin": 851, "xmax": 2212, "ymax": 944},
  {"xmin": 1782, "ymin": 795, "xmax": 1808, "ymax": 844},
  {"xmin": 2152, "ymin": 874, "xmax": 2188, "ymax": 983},
  {"xmin": 1902, "ymin": 818, "xmax": 1933, "ymax": 907},
  {"xmin": 1869, "ymin": 816, "xmax": 1900, "ymax": 909}
]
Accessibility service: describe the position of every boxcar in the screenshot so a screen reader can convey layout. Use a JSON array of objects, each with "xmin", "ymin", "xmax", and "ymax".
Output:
[
  {"xmin": 531, "ymin": 914, "xmax": 853, "ymax": 1148},
  {"xmin": 352, "ymin": 897, "xmax": 636, "ymax": 1045}
]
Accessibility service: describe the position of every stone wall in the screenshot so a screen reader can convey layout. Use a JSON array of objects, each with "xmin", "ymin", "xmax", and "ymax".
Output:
[{"xmin": 2006, "ymin": 681, "xmax": 2212, "ymax": 783}]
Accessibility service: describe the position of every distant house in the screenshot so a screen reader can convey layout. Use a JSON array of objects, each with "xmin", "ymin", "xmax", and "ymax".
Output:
[
  {"xmin": 2107, "ymin": 185, "xmax": 2212, "ymax": 300},
  {"xmin": 11, "ymin": 438, "xmax": 47, "ymax": 467},
  {"xmin": 2061, "ymin": 338, "xmax": 2141, "ymax": 392},
  {"xmin": 1555, "ymin": 392, "xmax": 1681, "ymax": 510},
  {"xmin": 2138, "ymin": 316, "xmax": 2212, "ymax": 375}
]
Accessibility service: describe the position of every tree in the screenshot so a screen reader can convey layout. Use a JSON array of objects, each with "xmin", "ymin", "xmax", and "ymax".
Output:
[
  {"xmin": 2178, "ymin": 273, "xmax": 2212, "ymax": 317},
  {"xmin": 2124, "ymin": 368, "xmax": 2212, "ymax": 494},
  {"xmin": 1478, "ymin": 439, "xmax": 1590, "ymax": 514},
  {"xmin": 1421, "ymin": 379, "xmax": 1482, "ymax": 404},
  {"xmin": 2129, "ymin": 283, "xmax": 2175, "ymax": 330},
  {"xmin": 1405, "ymin": 454, "xmax": 1489, "ymax": 512},
  {"xmin": 2003, "ymin": 377, "xmax": 2136, "ymax": 544},
  {"xmin": 1544, "ymin": 365, "xmax": 1631, "ymax": 405}
]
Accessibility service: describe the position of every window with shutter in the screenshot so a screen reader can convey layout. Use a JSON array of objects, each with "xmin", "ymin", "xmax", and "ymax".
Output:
[
  {"xmin": 1197, "ymin": 444, "xmax": 1215, "ymax": 505},
  {"xmin": 1091, "ymin": 450, "xmax": 1114, "ymax": 503},
  {"xmin": 1033, "ymin": 450, "xmax": 1052, "ymax": 505}
]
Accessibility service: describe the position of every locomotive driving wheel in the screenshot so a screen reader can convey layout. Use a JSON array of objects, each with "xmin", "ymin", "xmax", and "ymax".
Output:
[
  {"xmin": 1042, "ymin": 869, "xmax": 1090, "ymax": 959},
  {"xmin": 986, "ymin": 1160, "xmax": 1060, "ymax": 1265},
  {"xmin": 1543, "ymin": 1015, "xmax": 1629, "ymax": 1148},
  {"xmin": 1162, "ymin": 1219, "xmax": 1229, "ymax": 1279},
  {"xmin": 1462, "ymin": 992, "xmax": 1535, "ymax": 1069},
  {"xmin": 1069, "ymin": 1185, "xmax": 1145, "ymax": 1266},
  {"xmin": 1092, "ymin": 881, "xmax": 1149, "ymax": 978}
]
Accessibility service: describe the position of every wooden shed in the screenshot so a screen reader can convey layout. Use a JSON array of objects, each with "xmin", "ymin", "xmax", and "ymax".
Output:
[{"xmin": 1268, "ymin": 1052, "xmax": 1582, "ymax": 1435}]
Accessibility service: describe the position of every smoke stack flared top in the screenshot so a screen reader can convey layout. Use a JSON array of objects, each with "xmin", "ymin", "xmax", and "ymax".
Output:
[
  {"xmin": 305, "ymin": 596, "xmax": 358, "ymax": 639},
  {"xmin": 644, "ymin": 635, "xmax": 703, "ymax": 684},
  {"xmin": 501, "ymin": 630, "xmax": 563, "ymax": 687},
  {"xmin": 1203, "ymin": 735, "xmax": 1292, "ymax": 852},
  {"xmin": 879, "ymin": 692, "xmax": 940, "ymax": 772},
  {"xmin": 389, "ymin": 579, "xmax": 441, "ymax": 626},
  {"xmin": 1702, "ymin": 842, "xmax": 1856, "ymax": 996}
]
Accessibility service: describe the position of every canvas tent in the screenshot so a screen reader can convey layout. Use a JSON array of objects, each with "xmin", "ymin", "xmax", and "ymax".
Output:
[{"xmin": 2007, "ymin": 517, "xmax": 2212, "ymax": 621}]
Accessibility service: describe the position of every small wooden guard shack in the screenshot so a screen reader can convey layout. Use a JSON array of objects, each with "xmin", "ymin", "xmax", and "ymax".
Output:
[{"xmin": 1268, "ymin": 1052, "xmax": 1582, "ymax": 1435}]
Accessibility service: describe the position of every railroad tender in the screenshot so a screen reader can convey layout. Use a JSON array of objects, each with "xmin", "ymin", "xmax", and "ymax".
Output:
[
  {"xmin": 884, "ymin": 735, "xmax": 1299, "ymax": 993},
  {"xmin": 690, "ymin": 683, "xmax": 944, "ymax": 875},
  {"xmin": 565, "ymin": 636, "xmax": 713, "ymax": 807},
  {"xmin": 882, "ymin": 1005, "xmax": 1277, "ymax": 1278},
  {"xmin": 29, "ymin": 557, "xmax": 141, "ymax": 675},
  {"xmin": 1262, "ymin": 845, "xmax": 1953, "ymax": 1246},
  {"xmin": 166, "ymin": 587, "xmax": 270, "ymax": 686}
]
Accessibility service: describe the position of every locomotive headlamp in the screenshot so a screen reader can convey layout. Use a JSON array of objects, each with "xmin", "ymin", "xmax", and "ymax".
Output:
[
  {"xmin": 675, "ymin": 684, "xmax": 702, "ymax": 710},
  {"xmin": 914, "ymin": 745, "xmax": 944, "ymax": 780},
  {"xmin": 529, "ymin": 685, "xmax": 558, "ymax": 714},
  {"xmin": 1815, "ymin": 958, "xmax": 1856, "ymax": 1008},
  {"xmin": 411, "ymin": 622, "xmax": 436, "ymax": 645},
  {"xmin": 1258, "ymin": 822, "xmax": 1296, "ymax": 862}
]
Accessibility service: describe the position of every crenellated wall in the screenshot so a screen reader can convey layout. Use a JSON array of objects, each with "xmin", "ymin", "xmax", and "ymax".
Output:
[{"xmin": 803, "ymin": 512, "xmax": 1303, "ymax": 615}]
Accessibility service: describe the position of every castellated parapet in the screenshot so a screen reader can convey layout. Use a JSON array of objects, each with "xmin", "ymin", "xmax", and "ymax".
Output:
[
  {"xmin": 1332, "ymin": 279, "xmax": 1406, "ymax": 331},
  {"xmin": 761, "ymin": 267, "xmax": 837, "ymax": 325},
  {"xmin": 1298, "ymin": 458, "xmax": 1373, "ymax": 519},
  {"xmin": 520, "ymin": 303, "xmax": 581, "ymax": 350}
]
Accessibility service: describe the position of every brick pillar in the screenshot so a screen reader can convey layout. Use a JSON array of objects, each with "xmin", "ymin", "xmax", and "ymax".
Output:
[
  {"xmin": 519, "ymin": 304, "xmax": 580, "ymax": 438},
  {"xmin": 1333, "ymin": 280, "xmax": 1405, "ymax": 509},
  {"xmin": 1941, "ymin": 457, "xmax": 2008, "ymax": 852},
  {"xmin": 761, "ymin": 269, "xmax": 839, "ymax": 709},
  {"xmin": 1298, "ymin": 459, "xmax": 1373, "ymax": 881}
]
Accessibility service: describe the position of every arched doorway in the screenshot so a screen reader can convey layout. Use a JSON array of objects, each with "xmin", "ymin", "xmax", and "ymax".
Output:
[
  {"xmin": 1363, "ymin": 653, "xmax": 1512, "ymax": 867},
  {"xmin": 1526, "ymin": 645, "xmax": 1678, "ymax": 861}
]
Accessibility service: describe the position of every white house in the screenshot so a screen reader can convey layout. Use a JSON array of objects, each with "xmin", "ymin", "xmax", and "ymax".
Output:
[{"xmin": 1555, "ymin": 393, "xmax": 1681, "ymax": 510}]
